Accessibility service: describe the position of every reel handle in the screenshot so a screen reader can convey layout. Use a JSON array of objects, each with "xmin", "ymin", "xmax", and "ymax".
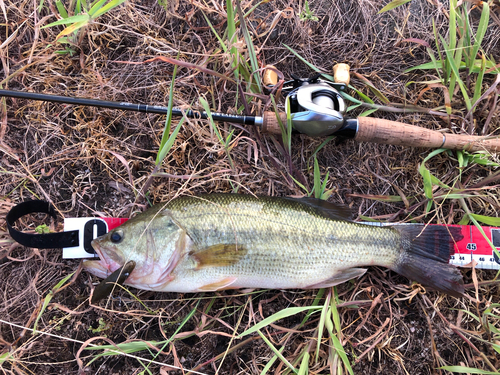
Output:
[
  {"xmin": 333, "ymin": 64, "xmax": 350, "ymax": 86},
  {"xmin": 355, "ymin": 117, "xmax": 500, "ymax": 152}
]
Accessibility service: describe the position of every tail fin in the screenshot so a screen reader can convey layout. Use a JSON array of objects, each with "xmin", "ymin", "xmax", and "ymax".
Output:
[{"xmin": 391, "ymin": 225, "xmax": 464, "ymax": 297}]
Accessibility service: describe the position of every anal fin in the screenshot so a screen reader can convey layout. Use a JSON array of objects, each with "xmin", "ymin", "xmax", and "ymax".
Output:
[
  {"xmin": 198, "ymin": 277, "xmax": 237, "ymax": 291},
  {"xmin": 305, "ymin": 268, "xmax": 367, "ymax": 289}
]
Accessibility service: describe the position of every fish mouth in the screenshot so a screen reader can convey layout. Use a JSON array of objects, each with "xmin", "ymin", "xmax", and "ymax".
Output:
[{"xmin": 82, "ymin": 238, "xmax": 123, "ymax": 279}]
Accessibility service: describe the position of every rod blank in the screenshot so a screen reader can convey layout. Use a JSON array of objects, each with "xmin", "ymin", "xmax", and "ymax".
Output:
[{"xmin": 0, "ymin": 89, "xmax": 258, "ymax": 125}]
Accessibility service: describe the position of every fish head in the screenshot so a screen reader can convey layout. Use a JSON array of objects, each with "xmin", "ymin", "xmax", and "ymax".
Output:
[{"xmin": 83, "ymin": 207, "xmax": 186, "ymax": 288}]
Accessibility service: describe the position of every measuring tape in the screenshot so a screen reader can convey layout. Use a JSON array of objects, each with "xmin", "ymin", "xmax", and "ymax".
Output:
[
  {"xmin": 449, "ymin": 224, "xmax": 500, "ymax": 269},
  {"xmin": 62, "ymin": 217, "xmax": 500, "ymax": 270},
  {"xmin": 6, "ymin": 200, "xmax": 500, "ymax": 270}
]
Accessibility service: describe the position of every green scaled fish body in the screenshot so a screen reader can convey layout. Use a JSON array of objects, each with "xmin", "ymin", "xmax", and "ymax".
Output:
[{"xmin": 84, "ymin": 194, "xmax": 464, "ymax": 296}]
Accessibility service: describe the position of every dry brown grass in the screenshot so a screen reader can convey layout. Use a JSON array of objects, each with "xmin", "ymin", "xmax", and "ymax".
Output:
[{"xmin": 1, "ymin": 0, "xmax": 500, "ymax": 374}]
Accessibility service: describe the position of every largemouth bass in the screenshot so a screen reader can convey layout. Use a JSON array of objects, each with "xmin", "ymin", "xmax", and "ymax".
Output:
[{"xmin": 84, "ymin": 194, "xmax": 464, "ymax": 297}]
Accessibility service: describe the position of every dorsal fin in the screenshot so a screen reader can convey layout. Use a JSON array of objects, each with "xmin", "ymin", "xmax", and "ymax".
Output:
[{"xmin": 283, "ymin": 197, "xmax": 353, "ymax": 221}]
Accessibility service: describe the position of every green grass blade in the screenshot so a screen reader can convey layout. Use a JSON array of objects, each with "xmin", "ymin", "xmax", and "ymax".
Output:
[
  {"xmin": 290, "ymin": 175, "xmax": 311, "ymax": 196},
  {"xmin": 449, "ymin": 0, "xmax": 457, "ymax": 54},
  {"xmin": 238, "ymin": 306, "xmax": 322, "ymax": 338},
  {"xmin": 235, "ymin": 1, "xmax": 261, "ymax": 92},
  {"xmin": 301, "ymin": 289, "xmax": 325, "ymax": 325},
  {"xmin": 156, "ymin": 63, "xmax": 178, "ymax": 165},
  {"xmin": 310, "ymin": 136, "xmax": 335, "ymax": 161},
  {"xmin": 314, "ymin": 293, "xmax": 330, "ymax": 361},
  {"xmin": 469, "ymin": 213, "xmax": 500, "ymax": 227},
  {"xmin": 57, "ymin": 19, "xmax": 89, "ymax": 38},
  {"xmin": 448, "ymin": 35, "xmax": 464, "ymax": 104},
  {"xmin": 42, "ymin": 14, "xmax": 89, "ymax": 28},
  {"xmin": 88, "ymin": 0, "xmax": 108, "ymax": 16},
  {"xmin": 468, "ymin": 214, "xmax": 500, "ymax": 262},
  {"xmin": 331, "ymin": 334, "xmax": 353, "ymax": 375},
  {"xmin": 422, "ymin": 148, "xmax": 448, "ymax": 163},
  {"xmin": 225, "ymin": 0, "xmax": 238, "ymax": 80},
  {"xmin": 87, "ymin": 301, "xmax": 199, "ymax": 363},
  {"xmin": 378, "ymin": 0, "xmax": 411, "ymax": 14},
  {"xmin": 319, "ymin": 172, "xmax": 332, "ymax": 200},
  {"xmin": 325, "ymin": 309, "xmax": 353, "ymax": 375},
  {"xmin": 286, "ymin": 97, "xmax": 292, "ymax": 153},
  {"xmin": 459, "ymin": 4, "xmax": 470, "ymax": 66},
  {"xmin": 0, "ymin": 352, "xmax": 13, "ymax": 366},
  {"xmin": 76, "ymin": 0, "xmax": 82, "ymax": 14},
  {"xmin": 433, "ymin": 19, "xmax": 446, "ymax": 82},
  {"xmin": 199, "ymin": 96, "xmax": 234, "ymax": 168},
  {"xmin": 283, "ymin": 45, "xmax": 335, "ymax": 82},
  {"xmin": 352, "ymin": 88, "xmax": 374, "ymax": 104},
  {"xmin": 199, "ymin": 96, "xmax": 224, "ymax": 145},
  {"xmin": 203, "ymin": 13, "xmax": 228, "ymax": 53},
  {"xmin": 472, "ymin": 54, "xmax": 486, "ymax": 105},
  {"xmin": 421, "ymin": 149, "xmax": 452, "ymax": 189},
  {"xmin": 156, "ymin": 117, "xmax": 185, "ymax": 166},
  {"xmin": 358, "ymin": 108, "xmax": 378, "ymax": 117},
  {"xmin": 91, "ymin": 0, "xmax": 126, "ymax": 19},
  {"xmin": 439, "ymin": 366, "xmax": 499, "ymax": 375},
  {"xmin": 226, "ymin": 0, "xmax": 236, "ymax": 49},
  {"xmin": 297, "ymin": 351, "xmax": 310, "ymax": 375},
  {"xmin": 471, "ymin": 153, "xmax": 499, "ymax": 167},
  {"xmin": 419, "ymin": 165, "xmax": 433, "ymax": 200},
  {"xmin": 260, "ymin": 345, "xmax": 286, "ymax": 375},
  {"xmin": 405, "ymin": 61, "xmax": 443, "ymax": 73},
  {"xmin": 439, "ymin": 35, "xmax": 472, "ymax": 110},
  {"xmin": 440, "ymin": 34, "xmax": 453, "ymax": 86},
  {"xmin": 33, "ymin": 272, "xmax": 75, "ymax": 334},
  {"xmin": 470, "ymin": 2, "xmax": 490, "ymax": 71},
  {"xmin": 257, "ymin": 330, "xmax": 298, "ymax": 374},
  {"xmin": 55, "ymin": 0, "xmax": 68, "ymax": 18},
  {"xmin": 313, "ymin": 156, "xmax": 321, "ymax": 199},
  {"xmin": 330, "ymin": 288, "xmax": 342, "ymax": 336},
  {"xmin": 419, "ymin": 148, "xmax": 454, "ymax": 213}
]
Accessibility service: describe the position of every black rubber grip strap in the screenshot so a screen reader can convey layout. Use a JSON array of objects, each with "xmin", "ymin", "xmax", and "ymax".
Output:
[{"xmin": 6, "ymin": 200, "xmax": 79, "ymax": 249}]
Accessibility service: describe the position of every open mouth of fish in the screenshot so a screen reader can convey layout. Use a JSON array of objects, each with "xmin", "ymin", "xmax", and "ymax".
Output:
[{"xmin": 82, "ymin": 239, "xmax": 123, "ymax": 279}]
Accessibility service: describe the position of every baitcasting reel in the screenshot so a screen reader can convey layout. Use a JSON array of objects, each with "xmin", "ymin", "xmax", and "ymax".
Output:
[{"xmin": 283, "ymin": 75, "xmax": 347, "ymax": 137}]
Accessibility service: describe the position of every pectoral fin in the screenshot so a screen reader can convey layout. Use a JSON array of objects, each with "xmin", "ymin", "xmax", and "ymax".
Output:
[
  {"xmin": 198, "ymin": 277, "xmax": 237, "ymax": 291},
  {"xmin": 91, "ymin": 261, "xmax": 136, "ymax": 304},
  {"xmin": 190, "ymin": 244, "xmax": 247, "ymax": 269},
  {"xmin": 305, "ymin": 268, "xmax": 367, "ymax": 289}
]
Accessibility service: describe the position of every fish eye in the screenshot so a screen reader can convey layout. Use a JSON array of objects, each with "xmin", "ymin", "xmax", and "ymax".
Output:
[{"xmin": 110, "ymin": 230, "xmax": 123, "ymax": 243}]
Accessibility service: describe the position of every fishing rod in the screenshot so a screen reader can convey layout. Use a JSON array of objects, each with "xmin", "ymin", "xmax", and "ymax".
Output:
[{"xmin": 1, "ymin": 69, "xmax": 499, "ymax": 152}]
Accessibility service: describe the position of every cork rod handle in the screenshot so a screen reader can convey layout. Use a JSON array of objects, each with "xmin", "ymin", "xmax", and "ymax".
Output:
[
  {"xmin": 356, "ymin": 117, "xmax": 500, "ymax": 152},
  {"xmin": 261, "ymin": 111, "xmax": 288, "ymax": 135}
]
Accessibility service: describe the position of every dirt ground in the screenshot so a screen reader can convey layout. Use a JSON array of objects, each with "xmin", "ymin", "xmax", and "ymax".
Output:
[{"xmin": 1, "ymin": 0, "xmax": 500, "ymax": 374}]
